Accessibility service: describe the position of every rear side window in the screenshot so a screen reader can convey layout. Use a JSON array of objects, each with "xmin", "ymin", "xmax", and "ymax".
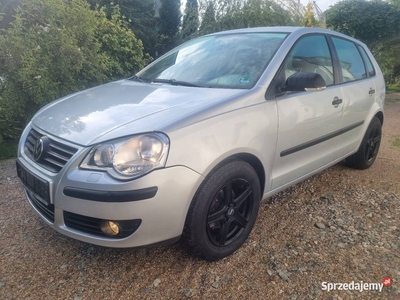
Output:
[
  {"xmin": 358, "ymin": 46, "xmax": 376, "ymax": 77},
  {"xmin": 332, "ymin": 37, "xmax": 366, "ymax": 82}
]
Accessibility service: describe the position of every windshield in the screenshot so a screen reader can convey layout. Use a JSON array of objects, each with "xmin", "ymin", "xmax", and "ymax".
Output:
[{"xmin": 137, "ymin": 33, "xmax": 288, "ymax": 89}]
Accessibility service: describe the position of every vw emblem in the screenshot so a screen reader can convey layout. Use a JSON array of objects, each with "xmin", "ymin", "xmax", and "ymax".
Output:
[{"xmin": 33, "ymin": 138, "xmax": 44, "ymax": 161}]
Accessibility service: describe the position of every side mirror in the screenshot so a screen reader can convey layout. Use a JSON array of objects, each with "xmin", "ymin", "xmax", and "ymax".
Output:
[{"xmin": 283, "ymin": 72, "xmax": 326, "ymax": 92}]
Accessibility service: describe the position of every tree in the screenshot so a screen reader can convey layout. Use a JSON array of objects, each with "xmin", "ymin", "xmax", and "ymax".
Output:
[
  {"xmin": 0, "ymin": 0, "xmax": 148, "ymax": 127},
  {"xmin": 0, "ymin": 0, "xmax": 19, "ymax": 29},
  {"xmin": 158, "ymin": 0, "xmax": 181, "ymax": 54},
  {"xmin": 326, "ymin": 0, "xmax": 400, "ymax": 83},
  {"xmin": 96, "ymin": 6, "xmax": 151, "ymax": 76},
  {"xmin": 181, "ymin": 0, "xmax": 199, "ymax": 40},
  {"xmin": 242, "ymin": 0, "xmax": 299, "ymax": 27},
  {"xmin": 303, "ymin": 2, "xmax": 318, "ymax": 27},
  {"xmin": 389, "ymin": 0, "xmax": 400, "ymax": 6},
  {"xmin": 375, "ymin": 37, "xmax": 400, "ymax": 84},
  {"xmin": 326, "ymin": 0, "xmax": 400, "ymax": 52},
  {"xmin": 87, "ymin": 0, "xmax": 157, "ymax": 57},
  {"xmin": 212, "ymin": 0, "xmax": 301, "ymax": 31},
  {"xmin": 199, "ymin": 1, "xmax": 217, "ymax": 35}
]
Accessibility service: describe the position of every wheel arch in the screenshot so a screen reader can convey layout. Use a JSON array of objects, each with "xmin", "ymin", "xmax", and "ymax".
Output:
[
  {"xmin": 207, "ymin": 153, "xmax": 266, "ymax": 197},
  {"xmin": 375, "ymin": 111, "xmax": 384, "ymax": 126}
]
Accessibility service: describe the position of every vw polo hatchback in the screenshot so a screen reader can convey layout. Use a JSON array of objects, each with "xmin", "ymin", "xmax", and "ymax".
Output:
[{"xmin": 17, "ymin": 27, "xmax": 385, "ymax": 260}]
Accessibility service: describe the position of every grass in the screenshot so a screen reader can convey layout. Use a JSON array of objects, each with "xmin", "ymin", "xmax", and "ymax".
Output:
[
  {"xmin": 393, "ymin": 137, "xmax": 400, "ymax": 149},
  {"xmin": 0, "ymin": 139, "xmax": 19, "ymax": 160},
  {"xmin": 386, "ymin": 98, "xmax": 400, "ymax": 103},
  {"xmin": 386, "ymin": 83, "xmax": 400, "ymax": 94},
  {"xmin": 385, "ymin": 83, "xmax": 400, "ymax": 103}
]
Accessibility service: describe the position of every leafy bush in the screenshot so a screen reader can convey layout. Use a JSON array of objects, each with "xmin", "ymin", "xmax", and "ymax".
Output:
[
  {"xmin": 0, "ymin": 94, "xmax": 20, "ymax": 144},
  {"xmin": 0, "ymin": 0, "xmax": 149, "ymax": 133},
  {"xmin": 95, "ymin": 6, "xmax": 151, "ymax": 77},
  {"xmin": 0, "ymin": 138, "xmax": 19, "ymax": 160},
  {"xmin": 87, "ymin": 0, "xmax": 157, "ymax": 57}
]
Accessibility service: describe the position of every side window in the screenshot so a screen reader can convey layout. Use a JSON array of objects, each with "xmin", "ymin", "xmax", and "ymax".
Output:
[
  {"xmin": 281, "ymin": 35, "xmax": 334, "ymax": 86},
  {"xmin": 357, "ymin": 45, "xmax": 376, "ymax": 77},
  {"xmin": 332, "ymin": 37, "xmax": 367, "ymax": 82}
]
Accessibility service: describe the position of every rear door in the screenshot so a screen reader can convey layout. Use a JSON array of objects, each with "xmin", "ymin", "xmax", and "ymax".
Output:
[
  {"xmin": 329, "ymin": 37, "xmax": 377, "ymax": 157},
  {"xmin": 270, "ymin": 34, "xmax": 345, "ymax": 189}
]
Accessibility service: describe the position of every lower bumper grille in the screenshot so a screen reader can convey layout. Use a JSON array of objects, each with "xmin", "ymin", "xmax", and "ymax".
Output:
[
  {"xmin": 63, "ymin": 211, "xmax": 141, "ymax": 239},
  {"xmin": 26, "ymin": 190, "xmax": 55, "ymax": 223}
]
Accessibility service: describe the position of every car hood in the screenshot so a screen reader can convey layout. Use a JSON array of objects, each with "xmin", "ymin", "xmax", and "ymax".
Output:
[{"xmin": 32, "ymin": 80, "xmax": 245, "ymax": 146}]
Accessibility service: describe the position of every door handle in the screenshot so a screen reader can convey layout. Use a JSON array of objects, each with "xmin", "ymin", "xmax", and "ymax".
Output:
[
  {"xmin": 332, "ymin": 97, "xmax": 342, "ymax": 107},
  {"xmin": 369, "ymin": 89, "xmax": 375, "ymax": 95}
]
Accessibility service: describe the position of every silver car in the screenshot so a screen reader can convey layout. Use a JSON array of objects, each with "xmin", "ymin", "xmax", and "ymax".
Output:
[{"xmin": 17, "ymin": 27, "xmax": 384, "ymax": 260}]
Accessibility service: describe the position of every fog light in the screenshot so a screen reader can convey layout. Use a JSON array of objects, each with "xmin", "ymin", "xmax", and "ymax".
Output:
[{"xmin": 100, "ymin": 220, "xmax": 120, "ymax": 236}]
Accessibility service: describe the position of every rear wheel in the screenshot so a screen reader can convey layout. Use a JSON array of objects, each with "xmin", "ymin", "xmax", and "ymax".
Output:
[
  {"xmin": 346, "ymin": 117, "xmax": 382, "ymax": 170},
  {"xmin": 182, "ymin": 160, "xmax": 261, "ymax": 261}
]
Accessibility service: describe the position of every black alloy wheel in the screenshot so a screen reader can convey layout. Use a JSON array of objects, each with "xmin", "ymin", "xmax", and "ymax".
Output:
[
  {"xmin": 182, "ymin": 159, "xmax": 261, "ymax": 261},
  {"xmin": 207, "ymin": 179, "xmax": 253, "ymax": 247},
  {"xmin": 365, "ymin": 125, "xmax": 381, "ymax": 162},
  {"xmin": 346, "ymin": 116, "xmax": 382, "ymax": 170}
]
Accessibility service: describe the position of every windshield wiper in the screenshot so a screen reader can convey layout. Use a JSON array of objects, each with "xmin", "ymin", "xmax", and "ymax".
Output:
[
  {"xmin": 129, "ymin": 75, "xmax": 148, "ymax": 83},
  {"xmin": 151, "ymin": 78, "xmax": 202, "ymax": 87}
]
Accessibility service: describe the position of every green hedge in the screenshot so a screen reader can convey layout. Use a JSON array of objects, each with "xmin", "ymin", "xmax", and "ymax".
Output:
[{"xmin": 0, "ymin": 0, "xmax": 150, "ymax": 142}]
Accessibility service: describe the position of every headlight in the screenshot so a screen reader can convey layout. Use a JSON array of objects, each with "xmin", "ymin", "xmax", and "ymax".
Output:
[
  {"xmin": 80, "ymin": 133, "xmax": 169, "ymax": 180},
  {"xmin": 93, "ymin": 144, "xmax": 115, "ymax": 167}
]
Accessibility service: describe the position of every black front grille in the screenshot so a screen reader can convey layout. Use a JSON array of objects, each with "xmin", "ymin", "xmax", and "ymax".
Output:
[
  {"xmin": 63, "ymin": 211, "xmax": 141, "ymax": 239},
  {"xmin": 24, "ymin": 128, "xmax": 78, "ymax": 173},
  {"xmin": 26, "ymin": 190, "xmax": 55, "ymax": 223}
]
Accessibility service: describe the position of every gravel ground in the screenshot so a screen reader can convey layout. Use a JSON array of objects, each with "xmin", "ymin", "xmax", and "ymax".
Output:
[{"xmin": 1, "ymin": 100, "xmax": 399, "ymax": 300}]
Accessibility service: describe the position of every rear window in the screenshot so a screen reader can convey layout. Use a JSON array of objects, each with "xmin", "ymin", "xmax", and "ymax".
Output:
[
  {"xmin": 357, "ymin": 45, "xmax": 376, "ymax": 77},
  {"xmin": 332, "ymin": 37, "xmax": 367, "ymax": 82}
]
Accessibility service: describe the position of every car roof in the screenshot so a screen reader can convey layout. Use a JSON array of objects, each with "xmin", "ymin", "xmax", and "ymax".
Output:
[
  {"xmin": 209, "ymin": 26, "xmax": 365, "ymax": 47},
  {"xmin": 211, "ymin": 26, "xmax": 338, "ymax": 34}
]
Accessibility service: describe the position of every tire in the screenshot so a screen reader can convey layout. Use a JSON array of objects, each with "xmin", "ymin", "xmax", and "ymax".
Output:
[
  {"xmin": 181, "ymin": 159, "xmax": 261, "ymax": 261},
  {"xmin": 345, "ymin": 117, "xmax": 382, "ymax": 170}
]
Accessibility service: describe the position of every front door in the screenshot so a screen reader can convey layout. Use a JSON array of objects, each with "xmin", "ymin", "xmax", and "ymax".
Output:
[{"xmin": 270, "ymin": 34, "xmax": 344, "ymax": 190}]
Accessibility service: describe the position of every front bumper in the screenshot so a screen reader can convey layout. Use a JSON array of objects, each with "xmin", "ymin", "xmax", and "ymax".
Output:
[{"xmin": 17, "ymin": 132, "xmax": 203, "ymax": 248}]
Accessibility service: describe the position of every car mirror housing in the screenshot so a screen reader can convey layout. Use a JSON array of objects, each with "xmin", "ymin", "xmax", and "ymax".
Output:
[{"xmin": 283, "ymin": 72, "xmax": 327, "ymax": 92}]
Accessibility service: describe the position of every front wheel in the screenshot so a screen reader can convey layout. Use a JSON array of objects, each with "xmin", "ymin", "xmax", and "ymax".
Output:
[
  {"xmin": 182, "ymin": 159, "xmax": 261, "ymax": 261},
  {"xmin": 345, "ymin": 117, "xmax": 382, "ymax": 170}
]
